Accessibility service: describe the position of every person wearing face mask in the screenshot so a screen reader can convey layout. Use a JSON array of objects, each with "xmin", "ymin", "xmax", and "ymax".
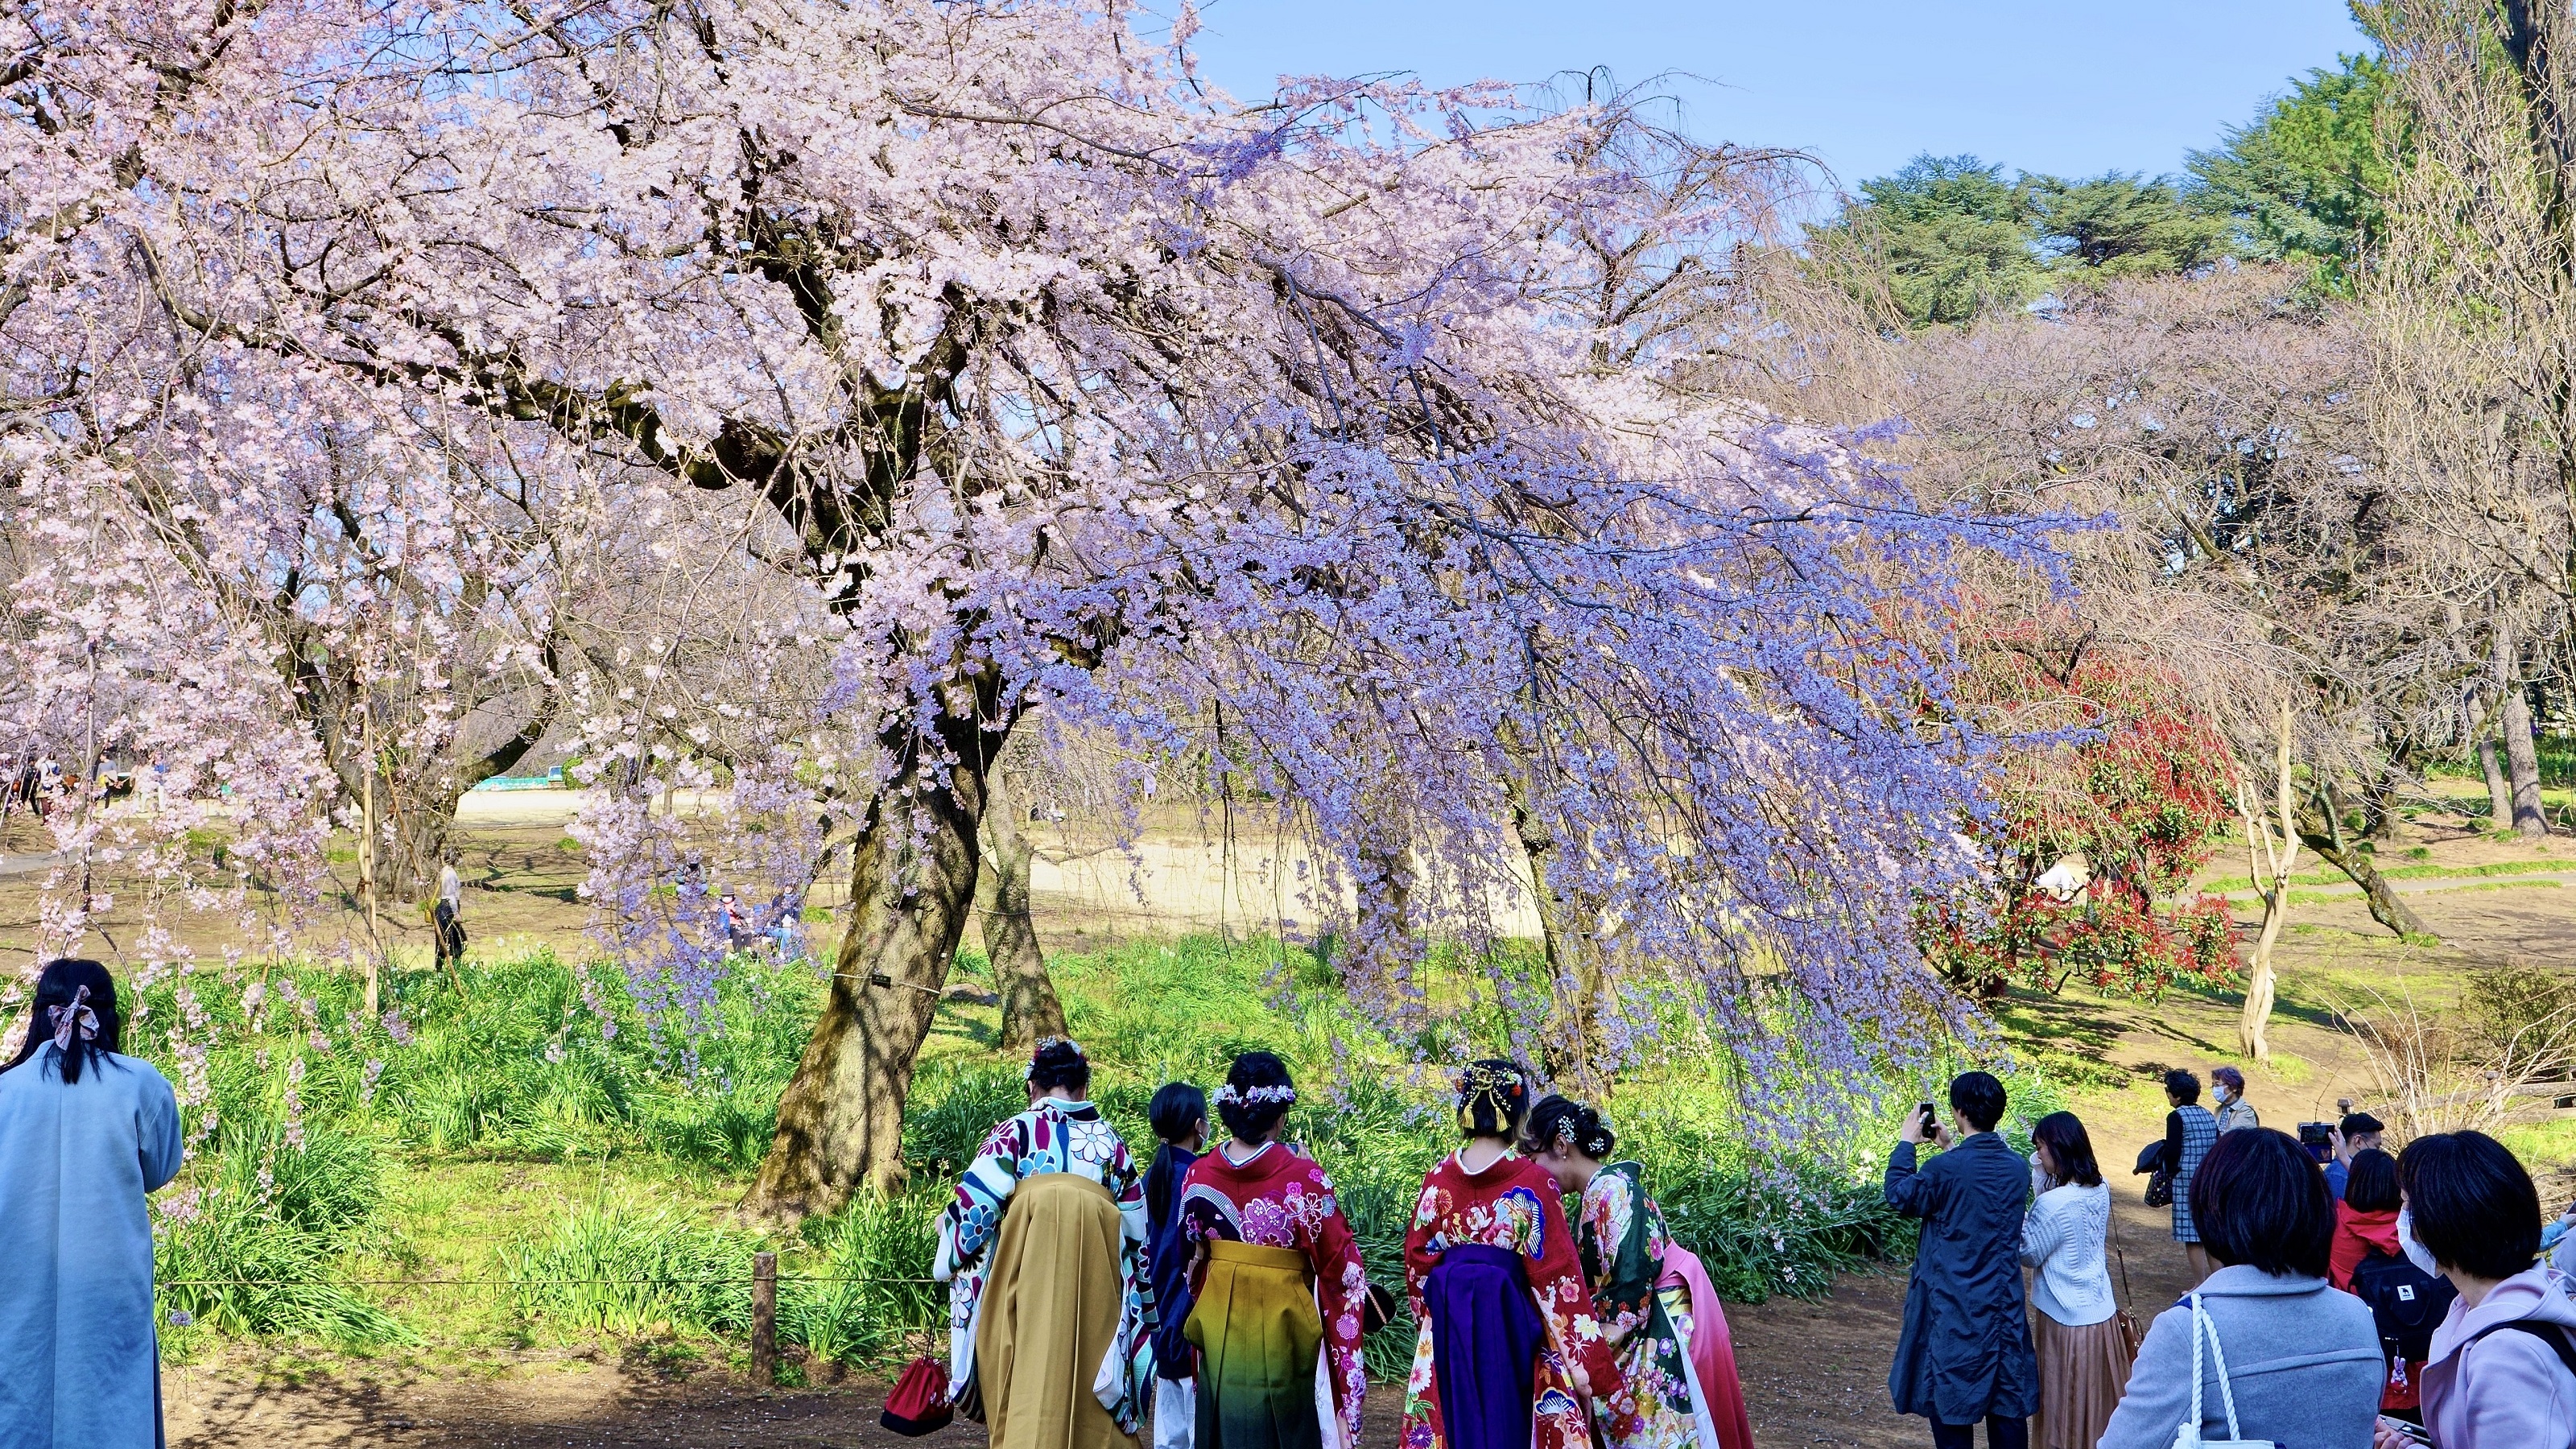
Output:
[
  {"xmin": 2332, "ymin": 1148, "xmax": 2450, "ymax": 1426},
  {"xmin": 2375, "ymin": 1131, "xmax": 2576, "ymax": 1449},
  {"xmin": 2209, "ymin": 1067, "xmax": 2258, "ymax": 1135}
]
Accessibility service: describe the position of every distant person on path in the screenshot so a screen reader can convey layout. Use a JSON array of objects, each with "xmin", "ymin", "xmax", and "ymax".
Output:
[
  {"xmin": 1401, "ymin": 1060, "xmax": 1598, "ymax": 1449},
  {"xmin": 433, "ymin": 852, "xmax": 467, "ymax": 974},
  {"xmin": 935, "ymin": 1038, "xmax": 1154, "ymax": 1449},
  {"xmin": 1174, "ymin": 1054, "xmax": 1365, "ymax": 1449},
  {"xmin": 1524, "ymin": 1095, "xmax": 1756, "ymax": 1449},
  {"xmin": 2210, "ymin": 1067, "xmax": 2257, "ymax": 1134},
  {"xmin": 2098, "ymin": 1129, "xmax": 2380, "ymax": 1449},
  {"xmin": 0, "ymin": 958, "xmax": 185, "ymax": 1449},
  {"xmin": 2331, "ymin": 1147, "xmax": 2448, "ymax": 1425},
  {"xmin": 2019, "ymin": 1112, "xmax": 2128, "ymax": 1449},
  {"xmin": 2326, "ymin": 1111, "xmax": 2385, "ymax": 1201},
  {"xmin": 1885, "ymin": 1071, "xmax": 2038, "ymax": 1449},
  {"xmin": 2381, "ymin": 1131, "xmax": 2576, "ymax": 1449},
  {"xmin": 2159, "ymin": 1071, "xmax": 2220, "ymax": 1285},
  {"xmin": 1144, "ymin": 1082, "xmax": 1208, "ymax": 1449}
]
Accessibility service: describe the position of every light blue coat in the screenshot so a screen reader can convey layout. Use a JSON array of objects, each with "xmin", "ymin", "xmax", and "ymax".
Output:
[{"xmin": 0, "ymin": 1046, "xmax": 184, "ymax": 1449}]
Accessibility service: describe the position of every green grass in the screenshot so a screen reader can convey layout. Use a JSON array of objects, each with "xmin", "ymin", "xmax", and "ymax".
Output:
[
  {"xmin": 2206, "ymin": 857, "xmax": 2569, "ymax": 894},
  {"xmin": 129, "ymin": 937, "xmax": 1979, "ymax": 1375}
]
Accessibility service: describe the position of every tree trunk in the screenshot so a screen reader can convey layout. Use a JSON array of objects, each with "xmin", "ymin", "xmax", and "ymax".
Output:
[
  {"xmin": 1498, "ymin": 741, "xmax": 1608, "ymax": 1094},
  {"xmin": 2237, "ymin": 700, "xmax": 2301, "ymax": 1063},
  {"xmin": 2504, "ymin": 683, "xmax": 2553, "ymax": 836},
  {"xmin": 2297, "ymin": 793, "xmax": 2431, "ymax": 941},
  {"xmin": 2482, "ymin": 737, "xmax": 2515, "ymax": 830},
  {"xmin": 978, "ymin": 762, "xmax": 1066, "ymax": 1054},
  {"xmin": 744, "ymin": 716, "xmax": 995, "ymax": 1220}
]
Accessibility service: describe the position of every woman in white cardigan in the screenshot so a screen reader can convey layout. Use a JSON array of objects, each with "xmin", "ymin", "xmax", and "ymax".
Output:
[{"xmin": 2022, "ymin": 1111, "xmax": 2131, "ymax": 1449}]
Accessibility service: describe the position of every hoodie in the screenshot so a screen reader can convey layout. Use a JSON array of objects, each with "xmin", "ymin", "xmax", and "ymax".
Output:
[
  {"xmin": 2421, "ymin": 1265, "xmax": 2576, "ymax": 1449},
  {"xmin": 2328, "ymin": 1202, "xmax": 2401, "ymax": 1293}
]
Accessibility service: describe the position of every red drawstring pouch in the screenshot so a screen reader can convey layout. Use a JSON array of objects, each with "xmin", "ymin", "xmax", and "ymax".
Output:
[{"xmin": 881, "ymin": 1356, "xmax": 954, "ymax": 1437}]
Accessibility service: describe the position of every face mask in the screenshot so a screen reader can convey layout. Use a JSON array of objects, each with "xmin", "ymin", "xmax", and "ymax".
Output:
[{"xmin": 2396, "ymin": 1207, "xmax": 2442, "ymax": 1278}]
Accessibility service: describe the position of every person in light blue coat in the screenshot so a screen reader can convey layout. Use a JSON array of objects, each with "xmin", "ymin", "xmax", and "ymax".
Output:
[{"xmin": 0, "ymin": 959, "xmax": 185, "ymax": 1449}]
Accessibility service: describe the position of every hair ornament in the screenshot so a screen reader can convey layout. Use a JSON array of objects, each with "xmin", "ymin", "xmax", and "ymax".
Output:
[
  {"xmin": 1213, "ymin": 1083, "xmax": 1296, "ymax": 1107},
  {"xmin": 48, "ymin": 985, "xmax": 97, "ymax": 1052},
  {"xmin": 1552, "ymin": 1117, "xmax": 1577, "ymax": 1149},
  {"xmin": 1453, "ymin": 1061, "xmax": 1524, "ymax": 1096},
  {"xmin": 1024, "ymin": 1035, "xmax": 1084, "ymax": 1081}
]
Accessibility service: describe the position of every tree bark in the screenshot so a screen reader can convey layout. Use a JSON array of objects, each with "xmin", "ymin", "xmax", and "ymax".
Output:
[
  {"xmin": 2482, "ymin": 737, "xmax": 2515, "ymax": 830},
  {"xmin": 744, "ymin": 712, "xmax": 996, "ymax": 1220},
  {"xmin": 2238, "ymin": 700, "xmax": 2301, "ymax": 1063},
  {"xmin": 977, "ymin": 762, "xmax": 1066, "ymax": 1054},
  {"xmin": 2504, "ymin": 683, "xmax": 2553, "ymax": 836},
  {"xmin": 1498, "ymin": 737, "xmax": 1608, "ymax": 1093}
]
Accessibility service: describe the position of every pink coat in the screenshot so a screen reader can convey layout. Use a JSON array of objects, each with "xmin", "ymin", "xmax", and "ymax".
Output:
[
  {"xmin": 2421, "ymin": 1265, "xmax": 2576, "ymax": 1449},
  {"xmin": 1657, "ymin": 1244, "xmax": 1756, "ymax": 1449}
]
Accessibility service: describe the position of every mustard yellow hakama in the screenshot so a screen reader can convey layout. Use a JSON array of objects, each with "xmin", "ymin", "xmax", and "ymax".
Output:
[{"xmin": 977, "ymin": 1172, "xmax": 1140, "ymax": 1449}]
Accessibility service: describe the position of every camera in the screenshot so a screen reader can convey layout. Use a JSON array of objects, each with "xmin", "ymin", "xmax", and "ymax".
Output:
[{"xmin": 2297, "ymin": 1121, "xmax": 2335, "ymax": 1163}]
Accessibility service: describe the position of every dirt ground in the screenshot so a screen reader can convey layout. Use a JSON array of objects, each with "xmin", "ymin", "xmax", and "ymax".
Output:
[{"xmin": 20, "ymin": 791, "xmax": 2576, "ymax": 1447}]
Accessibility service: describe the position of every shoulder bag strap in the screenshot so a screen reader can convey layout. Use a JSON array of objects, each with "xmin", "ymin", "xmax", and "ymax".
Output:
[
  {"xmin": 2107, "ymin": 1195, "xmax": 2136, "ymax": 1317},
  {"xmin": 2178, "ymin": 1291, "xmax": 2203, "ymax": 1449},
  {"xmin": 2470, "ymin": 1321, "xmax": 2576, "ymax": 1385},
  {"xmin": 2196, "ymin": 1294, "xmax": 2250, "ymax": 1443}
]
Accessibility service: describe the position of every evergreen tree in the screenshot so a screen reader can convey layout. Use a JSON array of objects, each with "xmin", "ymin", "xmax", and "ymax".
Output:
[
  {"xmin": 1816, "ymin": 154, "xmax": 2046, "ymax": 327},
  {"xmin": 2186, "ymin": 53, "xmax": 2394, "ymax": 283},
  {"xmin": 2030, "ymin": 174, "xmax": 2231, "ymax": 278}
]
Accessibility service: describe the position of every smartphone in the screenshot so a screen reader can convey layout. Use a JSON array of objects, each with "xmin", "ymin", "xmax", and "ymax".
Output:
[
  {"xmin": 2376, "ymin": 1414, "xmax": 2434, "ymax": 1445},
  {"xmin": 1917, "ymin": 1101, "xmax": 1939, "ymax": 1136}
]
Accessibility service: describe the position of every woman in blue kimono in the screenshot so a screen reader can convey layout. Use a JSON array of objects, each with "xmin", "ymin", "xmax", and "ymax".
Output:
[{"xmin": 0, "ymin": 958, "xmax": 185, "ymax": 1449}]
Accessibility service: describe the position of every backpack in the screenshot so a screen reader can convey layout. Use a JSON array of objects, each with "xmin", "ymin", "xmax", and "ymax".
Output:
[{"xmin": 2350, "ymin": 1245, "xmax": 2458, "ymax": 1364}]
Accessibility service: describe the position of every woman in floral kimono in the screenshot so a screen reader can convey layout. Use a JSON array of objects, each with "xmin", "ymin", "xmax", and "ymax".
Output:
[
  {"xmin": 1524, "ymin": 1096, "xmax": 1756, "ymax": 1449},
  {"xmin": 1175, "ymin": 1051, "xmax": 1368, "ymax": 1449},
  {"xmin": 1402, "ymin": 1060, "xmax": 1600, "ymax": 1449},
  {"xmin": 935, "ymin": 1038, "xmax": 1155, "ymax": 1449}
]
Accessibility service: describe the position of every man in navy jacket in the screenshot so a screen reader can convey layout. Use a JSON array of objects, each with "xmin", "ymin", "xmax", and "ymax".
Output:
[{"xmin": 1885, "ymin": 1071, "xmax": 2040, "ymax": 1449}]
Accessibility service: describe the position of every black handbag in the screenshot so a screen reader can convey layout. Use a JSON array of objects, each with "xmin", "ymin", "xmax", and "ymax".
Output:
[{"xmin": 2135, "ymin": 1138, "xmax": 2174, "ymax": 1208}]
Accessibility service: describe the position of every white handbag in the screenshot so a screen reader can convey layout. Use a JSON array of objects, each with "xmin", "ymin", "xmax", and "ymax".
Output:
[{"xmin": 2175, "ymin": 1292, "xmax": 2279, "ymax": 1449}]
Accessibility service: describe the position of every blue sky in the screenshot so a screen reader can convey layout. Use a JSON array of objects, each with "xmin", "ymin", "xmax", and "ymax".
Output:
[{"xmin": 1183, "ymin": 1, "xmax": 2368, "ymax": 194}]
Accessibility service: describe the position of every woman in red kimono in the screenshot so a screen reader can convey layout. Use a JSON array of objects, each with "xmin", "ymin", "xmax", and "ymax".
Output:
[
  {"xmin": 1176, "ymin": 1051, "xmax": 1369, "ymax": 1449},
  {"xmin": 1402, "ymin": 1059, "xmax": 1602, "ymax": 1449}
]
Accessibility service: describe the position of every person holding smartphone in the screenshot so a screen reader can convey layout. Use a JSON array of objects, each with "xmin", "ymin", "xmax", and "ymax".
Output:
[{"xmin": 1886, "ymin": 1072, "xmax": 2038, "ymax": 1449}]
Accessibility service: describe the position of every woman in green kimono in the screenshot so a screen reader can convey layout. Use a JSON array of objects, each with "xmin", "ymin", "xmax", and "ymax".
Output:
[{"xmin": 1525, "ymin": 1096, "xmax": 1740, "ymax": 1449}]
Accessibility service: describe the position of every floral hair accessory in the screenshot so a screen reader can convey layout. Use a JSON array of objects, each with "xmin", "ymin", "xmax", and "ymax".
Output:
[
  {"xmin": 48, "ymin": 985, "xmax": 97, "ymax": 1051},
  {"xmin": 1552, "ymin": 1117, "xmax": 1577, "ymax": 1149},
  {"xmin": 1452, "ymin": 1062, "xmax": 1524, "ymax": 1096},
  {"xmin": 1024, "ymin": 1035, "xmax": 1084, "ymax": 1081},
  {"xmin": 1213, "ymin": 1084, "xmax": 1296, "ymax": 1106}
]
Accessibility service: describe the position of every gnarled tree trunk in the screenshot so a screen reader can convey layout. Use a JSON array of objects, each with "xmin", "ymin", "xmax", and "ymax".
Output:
[
  {"xmin": 1499, "ymin": 737, "xmax": 1608, "ymax": 1094},
  {"xmin": 2238, "ymin": 699, "xmax": 2301, "ymax": 1063},
  {"xmin": 2482, "ymin": 737, "xmax": 2515, "ymax": 830},
  {"xmin": 745, "ymin": 711, "xmax": 997, "ymax": 1220},
  {"xmin": 2504, "ymin": 683, "xmax": 2553, "ymax": 836},
  {"xmin": 978, "ymin": 760, "xmax": 1067, "ymax": 1054},
  {"xmin": 2297, "ymin": 788, "xmax": 2430, "ymax": 942}
]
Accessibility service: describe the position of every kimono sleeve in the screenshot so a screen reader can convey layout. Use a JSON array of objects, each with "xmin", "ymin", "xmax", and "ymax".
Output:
[
  {"xmin": 136, "ymin": 1064, "xmax": 183, "ymax": 1192},
  {"xmin": 1305, "ymin": 1168, "xmax": 1369, "ymax": 1447},
  {"xmin": 1404, "ymin": 1173, "xmax": 1446, "ymax": 1312},
  {"xmin": 1585, "ymin": 1169, "xmax": 1655, "ymax": 1356},
  {"xmin": 1108, "ymin": 1136, "xmax": 1150, "ymax": 1244},
  {"xmin": 1523, "ymin": 1165, "xmax": 1604, "ymax": 1378},
  {"xmin": 935, "ymin": 1115, "xmax": 1029, "ymax": 1280}
]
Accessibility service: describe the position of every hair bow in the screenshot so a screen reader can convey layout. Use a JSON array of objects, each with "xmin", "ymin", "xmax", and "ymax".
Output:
[{"xmin": 48, "ymin": 985, "xmax": 97, "ymax": 1051}]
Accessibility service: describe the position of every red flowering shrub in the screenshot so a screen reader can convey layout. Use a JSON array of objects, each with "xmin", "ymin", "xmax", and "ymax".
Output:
[{"xmin": 1926, "ymin": 646, "xmax": 2241, "ymax": 998}]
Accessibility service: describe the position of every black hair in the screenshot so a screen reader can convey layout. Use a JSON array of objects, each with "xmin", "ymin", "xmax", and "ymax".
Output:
[
  {"xmin": 2030, "ymin": 1111, "xmax": 2102, "ymax": 1187},
  {"xmin": 2343, "ymin": 1147, "xmax": 2401, "ymax": 1214},
  {"xmin": 2, "ymin": 959, "xmax": 124, "ymax": 1085},
  {"xmin": 1522, "ymin": 1094, "xmax": 1616, "ymax": 1158},
  {"xmin": 1215, "ymin": 1051, "xmax": 1295, "ymax": 1143},
  {"xmin": 1949, "ymin": 1071, "xmax": 2006, "ymax": 1133},
  {"xmin": 2190, "ymin": 1127, "xmax": 2334, "ymax": 1278},
  {"xmin": 1150, "ymin": 1081, "xmax": 1208, "ymax": 1146},
  {"xmin": 2164, "ymin": 1069, "xmax": 2202, "ymax": 1104},
  {"xmin": 2341, "ymin": 1112, "xmax": 2384, "ymax": 1137},
  {"xmin": 1027, "ymin": 1037, "xmax": 1091, "ymax": 1096},
  {"xmin": 2400, "ymin": 1130, "xmax": 2543, "ymax": 1281},
  {"xmin": 1455, "ymin": 1059, "xmax": 1530, "ymax": 1139}
]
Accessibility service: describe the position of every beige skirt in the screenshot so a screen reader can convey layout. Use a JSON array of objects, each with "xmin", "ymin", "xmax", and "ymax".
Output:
[{"xmin": 2032, "ymin": 1311, "xmax": 2134, "ymax": 1449}]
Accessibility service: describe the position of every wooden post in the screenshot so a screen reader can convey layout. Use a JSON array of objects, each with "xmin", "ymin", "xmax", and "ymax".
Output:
[{"xmin": 751, "ymin": 1250, "xmax": 778, "ymax": 1386}]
